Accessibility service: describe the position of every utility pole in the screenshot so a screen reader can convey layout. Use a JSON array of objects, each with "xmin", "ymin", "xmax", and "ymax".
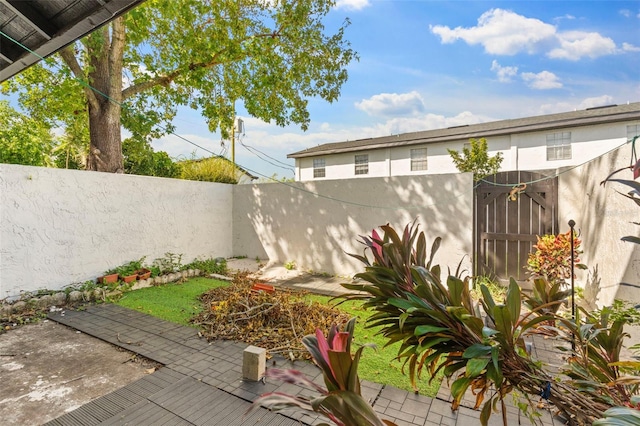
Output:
[{"xmin": 231, "ymin": 117, "xmax": 244, "ymax": 165}]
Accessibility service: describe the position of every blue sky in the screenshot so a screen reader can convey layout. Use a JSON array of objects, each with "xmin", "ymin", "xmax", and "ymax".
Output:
[
  {"xmin": 9, "ymin": 1, "xmax": 638, "ymax": 180},
  {"xmin": 155, "ymin": 0, "xmax": 639, "ymax": 180}
]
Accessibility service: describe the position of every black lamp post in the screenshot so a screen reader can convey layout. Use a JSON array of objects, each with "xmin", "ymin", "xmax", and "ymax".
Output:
[{"xmin": 568, "ymin": 219, "xmax": 576, "ymax": 351}]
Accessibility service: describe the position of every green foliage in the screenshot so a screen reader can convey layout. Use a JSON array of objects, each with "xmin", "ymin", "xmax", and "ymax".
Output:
[
  {"xmin": 470, "ymin": 275, "xmax": 506, "ymax": 303},
  {"xmin": 447, "ymin": 138, "xmax": 503, "ymax": 182},
  {"xmin": 122, "ymin": 137, "xmax": 179, "ymax": 178},
  {"xmin": 284, "ymin": 260, "xmax": 296, "ymax": 270},
  {"xmin": 178, "ymin": 157, "xmax": 238, "ymax": 184},
  {"xmin": 52, "ymin": 118, "xmax": 89, "ymax": 169},
  {"xmin": 186, "ymin": 257, "xmax": 227, "ymax": 275},
  {"xmin": 558, "ymin": 309, "xmax": 640, "ymax": 409},
  {"xmin": 342, "ymin": 222, "xmax": 613, "ymax": 425},
  {"xmin": 0, "ymin": 101, "xmax": 54, "ymax": 166},
  {"xmin": 593, "ymin": 398, "xmax": 640, "ymax": 426},
  {"xmin": 114, "ymin": 257, "xmax": 146, "ymax": 277},
  {"xmin": 526, "ymin": 231, "xmax": 587, "ymax": 286},
  {"xmin": 522, "ymin": 277, "xmax": 571, "ymax": 315},
  {"xmin": 152, "ymin": 253, "xmax": 183, "ymax": 274},
  {"xmin": 595, "ymin": 300, "xmax": 640, "ymax": 327},
  {"xmin": 252, "ymin": 318, "xmax": 396, "ymax": 426},
  {"xmin": 3, "ymin": 0, "xmax": 357, "ymax": 170}
]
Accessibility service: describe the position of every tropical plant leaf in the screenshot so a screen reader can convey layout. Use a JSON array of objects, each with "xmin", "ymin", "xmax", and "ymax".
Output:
[
  {"xmin": 466, "ymin": 357, "xmax": 490, "ymax": 378},
  {"xmin": 319, "ymin": 390, "xmax": 392, "ymax": 426},
  {"xmin": 463, "ymin": 344, "xmax": 492, "ymax": 359}
]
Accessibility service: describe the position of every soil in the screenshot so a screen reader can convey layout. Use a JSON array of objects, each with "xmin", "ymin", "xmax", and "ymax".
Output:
[{"xmin": 0, "ymin": 319, "xmax": 158, "ymax": 425}]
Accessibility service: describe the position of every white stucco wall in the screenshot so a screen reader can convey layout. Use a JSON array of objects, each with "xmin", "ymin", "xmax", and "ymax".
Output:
[
  {"xmin": 0, "ymin": 164, "xmax": 233, "ymax": 297},
  {"xmin": 233, "ymin": 173, "xmax": 474, "ymax": 278},
  {"xmin": 295, "ymin": 120, "xmax": 635, "ymax": 182},
  {"xmin": 558, "ymin": 143, "xmax": 640, "ymax": 305}
]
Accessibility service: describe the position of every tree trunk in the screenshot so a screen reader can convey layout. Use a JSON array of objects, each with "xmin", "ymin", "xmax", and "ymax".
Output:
[
  {"xmin": 66, "ymin": 18, "xmax": 126, "ymax": 173},
  {"xmin": 87, "ymin": 102, "xmax": 123, "ymax": 172}
]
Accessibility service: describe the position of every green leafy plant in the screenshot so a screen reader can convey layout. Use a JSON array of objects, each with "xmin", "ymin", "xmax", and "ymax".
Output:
[
  {"xmin": 341, "ymin": 222, "xmax": 612, "ymax": 425},
  {"xmin": 558, "ymin": 309, "xmax": 640, "ymax": 410},
  {"xmin": 284, "ymin": 260, "xmax": 296, "ymax": 271},
  {"xmin": 152, "ymin": 253, "xmax": 183, "ymax": 275},
  {"xmin": 593, "ymin": 396, "xmax": 640, "ymax": 426},
  {"xmin": 447, "ymin": 138, "xmax": 503, "ymax": 182},
  {"xmin": 185, "ymin": 257, "xmax": 227, "ymax": 275},
  {"xmin": 522, "ymin": 277, "xmax": 571, "ymax": 316},
  {"xmin": 526, "ymin": 231, "xmax": 587, "ymax": 286},
  {"xmin": 252, "ymin": 318, "xmax": 397, "ymax": 426},
  {"xmin": 115, "ymin": 257, "xmax": 146, "ymax": 277}
]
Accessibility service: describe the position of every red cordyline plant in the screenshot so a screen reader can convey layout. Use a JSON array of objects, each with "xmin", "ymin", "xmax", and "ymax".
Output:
[
  {"xmin": 250, "ymin": 318, "xmax": 397, "ymax": 426},
  {"xmin": 526, "ymin": 231, "xmax": 586, "ymax": 286}
]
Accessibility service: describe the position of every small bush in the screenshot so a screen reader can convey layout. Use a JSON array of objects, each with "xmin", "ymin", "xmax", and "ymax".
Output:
[
  {"xmin": 187, "ymin": 257, "xmax": 227, "ymax": 275},
  {"xmin": 179, "ymin": 157, "xmax": 238, "ymax": 184},
  {"xmin": 526, "ymin": 231, "xmax": 586, "ymax": 286}
]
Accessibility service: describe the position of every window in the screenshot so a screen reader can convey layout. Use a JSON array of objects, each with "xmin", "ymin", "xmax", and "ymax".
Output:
[
  {"xmin": 313, "ymin": 158, "xmax": 325, "ymax": 178},
  {"xmin": 546, "ymin": 132, "xmax": 572, "ymax": 161},
  {"xmin": 355, "ymin": 154, "xmax": 369, "ymax": 175},
  {"xmin": 410, "ymin": 148, "xmax": 428, "ymax": 171},
  {"xmin": 628, "ymin": 124, "xmax": 640, "ymax": 141}
]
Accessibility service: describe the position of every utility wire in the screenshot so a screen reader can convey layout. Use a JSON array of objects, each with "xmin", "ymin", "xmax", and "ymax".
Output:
[
  {"xmin": 239, "ymin": 140, "xmax": 295, "ymax": 173},
  {"xmin": 2, "ymin": 29, "xmax": 637, "ymax": 210},
  {"xmin": 475, "ymin": 135, "xmax": 640, "ymax": 189},
  {"xmin": 1, "ymin": 29, "xmax": 448, "ymax": 209},
  {"xmin": 238, "ymin": 137, "xmax": 294, "ymax": 168}
]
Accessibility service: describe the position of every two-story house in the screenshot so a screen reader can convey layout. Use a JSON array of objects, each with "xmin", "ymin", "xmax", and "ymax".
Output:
[{"xmin": 288, "ymin": 102, "xmax": 640, "ymax": 181}]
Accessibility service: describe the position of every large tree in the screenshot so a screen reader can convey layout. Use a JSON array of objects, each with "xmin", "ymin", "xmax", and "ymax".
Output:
[{"xmin": 2, "ymin": 0, "xmax": 356, "ymax": 172}]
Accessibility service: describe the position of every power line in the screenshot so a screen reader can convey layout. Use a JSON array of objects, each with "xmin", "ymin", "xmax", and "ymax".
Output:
[
  {"xmin": 475, "ymin": 136, "xmax": 640, "ymax": 189},
  {"xmin": 3, "ymin": 29, "xmax": 636, "ymax": 211},
  {"xmin": 239, "ymin": 141, "xmax": 294, "ymax": 174}
]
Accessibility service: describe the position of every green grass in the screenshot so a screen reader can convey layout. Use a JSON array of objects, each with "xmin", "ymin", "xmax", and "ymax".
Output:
[
  {"xmin": 304, "ymin": 295, "xmax": 442, "ymax": 396},
  {"xmin": 114, "ymin": 277, "xmax": 442, "ymax": 396},
  {"xmin": 115, "ymin": 277, "xmax": 228, "ymax": 325}
]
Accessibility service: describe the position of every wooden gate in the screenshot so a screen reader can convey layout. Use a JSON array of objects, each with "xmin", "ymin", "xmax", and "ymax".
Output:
[{"xmin": 475, "ymin": 171, "xmax": 558, "ymax": 283}]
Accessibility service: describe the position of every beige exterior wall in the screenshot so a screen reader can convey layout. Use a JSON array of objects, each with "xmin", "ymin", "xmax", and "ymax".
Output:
[
  {"xmin": 233, "ymin": 173, "xmax": 474, "ymax": 277},
  {"xmin": 558, "ymin": 143, "xmax": 640, "ymax": 305},
  {"xmin": 295, "ymin": 120, "xmax": 638, "ymax": 182},
  {"xmin": 0, "ymin": 164, "xmax": 234, "ymax": 298}
]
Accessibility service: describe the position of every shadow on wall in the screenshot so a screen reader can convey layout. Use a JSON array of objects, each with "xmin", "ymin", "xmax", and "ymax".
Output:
[
  {"xmin": 232, "ymin": 174, "xmax": 474, "ymax": 277},
  {"xmin": 559, "ymin": 144, "xmax": 640, "ymax": 305}
]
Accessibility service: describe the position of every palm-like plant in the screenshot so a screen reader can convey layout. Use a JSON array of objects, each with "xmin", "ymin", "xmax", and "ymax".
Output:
[
  {"xmin": 251, "ymin": 318, "xmax": 397, "ymax": 426},
  {"xmin": 342, "ymin": 222, "xmax": 611, "ymax": 425}
]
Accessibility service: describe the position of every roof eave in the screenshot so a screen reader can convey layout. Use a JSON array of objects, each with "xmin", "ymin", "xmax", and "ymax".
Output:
[
  {"xmin": 0, "ymin": 0, "xmax": 147, "ymax": 82},
  {"xmin": 288, "ymin": 109, "xmax": 640, "ymax": 159}
]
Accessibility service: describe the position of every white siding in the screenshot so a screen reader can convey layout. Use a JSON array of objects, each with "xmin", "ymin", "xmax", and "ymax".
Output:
[{"xmin": 294, "ymin": 120, "xmax": 638, "ymax": 181}]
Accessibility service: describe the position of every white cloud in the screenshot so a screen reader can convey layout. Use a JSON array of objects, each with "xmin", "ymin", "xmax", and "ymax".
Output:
[
  {"xmin": 577, "ymin": 95, "xmax": 615, "ymax": 109},
  {"xmin": 548, "ymin": 31, "xmax": 617, "ymax": 60},
  {"xmin": 620, "ymin": 9, "xmax": 632, "ymax": 18},
  {"xmin": 538, "ymin": 95, "xmax": 615, "ymax": 114},
  {"xmin": 355, "ymin": 91, "xmax": 426, "ymax": 117},
  {"xmin": 430, "ymin": 9, "xmax": 556, "ymax": 55},
  {"xmin": 490, "ymin": 60, "xmax": 518, "ymax": 82},
  {"xmin": 432, "ymin": 8, "xmax": 628, "ymax": 61},
  {"xmin": 623, "ymin": 42, "xmax": 640, "ymax": 52},
  {"xmin": 521, "ymin": 71, "xmax": 562, "ymax": 89},
  {"xmin": 335, "ymin": 0, "xmax": 370, "ymax": 11}
]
